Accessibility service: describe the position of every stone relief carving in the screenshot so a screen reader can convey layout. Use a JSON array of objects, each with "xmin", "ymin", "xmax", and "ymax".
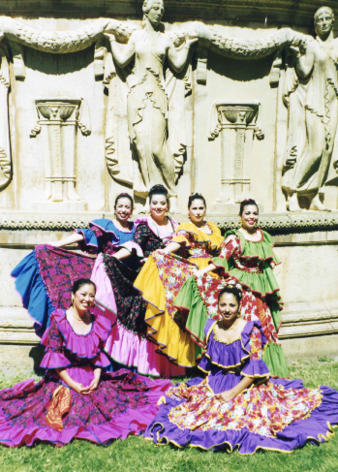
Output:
[
  {"xmin": 30, "ymin": 99, "xmax": 91, "ymax": 211},
  {"xmin": 0, "ymin": 9, "xmax": 336, "ymax": 212},
  {"xmin": 209, "ymin": 102, "xmax": 263, "ymax": 210},
  {"xmin": 103, "ymin": 0, "xmax": 196, "ymax": 208},
  {"xmin": 282, "ymin": 6, "xmax": 338, "ymax": 211},
  {"xmin": 0, "ymin": 45, "xmax": 11, "ymax": 191}
]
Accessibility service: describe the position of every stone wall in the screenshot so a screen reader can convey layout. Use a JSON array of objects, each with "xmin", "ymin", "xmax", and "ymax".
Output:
[{"xmin": 0, "ymin": 1, "xmax": 337, "ymax": 368}]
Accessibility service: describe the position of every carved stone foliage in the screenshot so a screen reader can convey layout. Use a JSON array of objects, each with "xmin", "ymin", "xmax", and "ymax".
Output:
[{"xmin": 30, "ymin": 99, "xmax": 91, "ymax": 211}]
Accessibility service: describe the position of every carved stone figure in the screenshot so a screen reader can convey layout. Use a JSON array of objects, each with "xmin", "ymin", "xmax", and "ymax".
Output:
[
  {"xmin": 104, "ymin": 0, "xmax": 197, "ymax": 208},
  {"xmin": 282, "ymin": 6, "xmax": 338, "ymax": 211},
  {"xmin": 0, "ymin": 41, "xmax": 11, "ymax": 191}
]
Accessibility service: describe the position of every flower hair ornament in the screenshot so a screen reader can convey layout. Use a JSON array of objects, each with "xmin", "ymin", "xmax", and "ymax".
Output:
[{"xmin": 223, "ymin": 281, "xmax": 243, "ymax": 299}]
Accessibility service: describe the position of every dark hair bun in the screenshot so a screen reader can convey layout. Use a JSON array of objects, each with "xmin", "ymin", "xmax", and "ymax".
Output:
[
  {"xmin": 239, "ymin": 198, "xmax": 258, "ymax": 216},
  {"xmin": 148, "ymin": 184, "xmax": 169, "ymax": 203},
  {"xmin": 188, "ymin": 193, "xmax": 206, "ymax": 208},
  {"xmin": 149, "ymin": 184, "xmax": 168, "ymax": 195}
]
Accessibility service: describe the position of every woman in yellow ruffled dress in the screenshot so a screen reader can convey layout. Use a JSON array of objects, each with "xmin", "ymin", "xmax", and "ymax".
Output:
[{"xmin": 134, "ymin": 193, "xmax": 223, "ymax": 368}]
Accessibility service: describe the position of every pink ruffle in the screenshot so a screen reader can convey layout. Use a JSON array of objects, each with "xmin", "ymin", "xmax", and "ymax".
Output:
[
  {"xmin": 40, "ymin": 352, "xmax": 70, "ymax": 370},
  {"xmin": 91, "ymin": 254, "xmax": 117, "ymax": 319},
  {"xmin": 42, "ymin": 309, "xmax": 112, "ymax": 360},
  {"xmin": 93, "ymin": 352, "xmax": 111, "ymax": 368},
  {"xmin": 104, "ymin": 321, "xmax": 185, "ymax": 377}
]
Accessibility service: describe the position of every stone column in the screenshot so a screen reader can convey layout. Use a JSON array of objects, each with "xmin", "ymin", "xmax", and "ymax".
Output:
[
  {"xmin": 209, "ymin": 102, "xmax": 262, "ymax": 213},
  {"xmin": 30, "ymin": 99, "xmax": 90, "ymax": 211}
]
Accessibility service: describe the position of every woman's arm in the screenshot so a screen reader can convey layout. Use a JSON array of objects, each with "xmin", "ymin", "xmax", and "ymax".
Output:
[
  {"xmin": 167, "ymin": 37, "xmax": 197, "ymax": 73},
  {"xmin": 84, "ymin": 368, "xmax": 102, "ymax": 394},
  {"xmin": 48, "ymin": 232, "xmax": 84, "ymax": 248},
  {"xmin": 56, "ymin": 367, "xmax": 101, "ymax": 394},
  {"xmin": 56, "ymin": 368, "xmax": 87, "ymax": 394},
  {"xmin": 160, "ymin": 241, "xmax": 181, "ymax": 255},
  {"xmin": 215, "ymin": 377, "xmax": 254, "ymax": 402},
  {"xmin": 290, "ymin": 41, "xmax": 315, "ymax": 80},
  {"xmin": 106, "ymin": 33, "xmax": 135, "ymax": 68},
  {"xmin": 196, "ymin": 262, "xmax": 217, "ymax": 276},
  {"xmin": 112, "ymin": 247, "xmax": 132, "ymax": 260}
]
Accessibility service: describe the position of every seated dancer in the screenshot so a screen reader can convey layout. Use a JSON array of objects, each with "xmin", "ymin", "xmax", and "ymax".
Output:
[
  {"xmin": 102, "ymin": 184, "xmax": 184, "ymax": 377},
  {"xmin": 146, "ymin": 285, "xmax": 338, "ymax": 453},
  {"xmin": 0, "ymin": 279, "xmax": 172, "ymax": 447},
  {"xmin": 175, "ymin": 198, "xmax": 289, "ymax": 377},
  {"xmin": 11, "ymin": 193, "xmax": 136, "ymax": 336},
  {"xmin": 134, "ymin": 193, "xmax": 223, "ymax": 368}
]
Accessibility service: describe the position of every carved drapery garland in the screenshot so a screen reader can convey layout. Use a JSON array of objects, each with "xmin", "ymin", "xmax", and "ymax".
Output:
[{"xmin": 0, "ymin": 17, "xmax": 320, "ymax": 194}]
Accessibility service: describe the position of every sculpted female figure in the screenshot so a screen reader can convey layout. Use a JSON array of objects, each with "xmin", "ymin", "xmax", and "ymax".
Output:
[
  {"xmin": 105, "ymin": 0, "xmax": 197, "ymax": 209},
  {"xmin": 283, "ymin": 6, "xmax": 338, "ymax": 211}
]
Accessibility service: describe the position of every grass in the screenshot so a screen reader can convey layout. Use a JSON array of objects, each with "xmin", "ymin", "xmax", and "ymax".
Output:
[{"xmin": 0, "ymin": 359, "xmax": 338, "ymax": 472}]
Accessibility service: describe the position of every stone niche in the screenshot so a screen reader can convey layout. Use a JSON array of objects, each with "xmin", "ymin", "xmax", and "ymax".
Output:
[{"xmin": 0, "ymin": 1, "xmax": 337, "ymax": 370}]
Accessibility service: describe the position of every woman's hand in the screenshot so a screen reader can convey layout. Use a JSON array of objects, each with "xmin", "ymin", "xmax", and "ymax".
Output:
[
  {"xmin": 82, "ymin": 378, "xmax": 100, "ymax": 395},
  {"xmin": 185, "ymin": 37, "xmax": 198, "ymax": 49},
  {"xmin": 104, "ymin": 32, "xmax": 117, "ymax": 43},
  {"xmin": 215, "ymin": 389, "xmax": 235, "ymax": 403},
  {"xmin": 82, "ymin": 368, "xmax": 101, "ymax": 395},
  {"xmin": 70, "ymin": 381, "xmax": 89, "ymax": 394}
]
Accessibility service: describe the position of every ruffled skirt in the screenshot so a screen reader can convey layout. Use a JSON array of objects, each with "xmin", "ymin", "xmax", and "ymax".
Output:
[
  {"xmin": 146, "ymin": 376, "xmax": 338, "ymax": 453},
  {"xmin": 0, "ymin": 370, "xmax": 172, "ymax": 447},
  {"xmin": 134, "ymin": 253, "xmax": 202, "ymax": 368}
]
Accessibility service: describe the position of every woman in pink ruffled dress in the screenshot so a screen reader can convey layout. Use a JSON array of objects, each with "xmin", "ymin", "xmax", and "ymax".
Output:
[
  {"xmin": 102, "ymin": 184, "xmax": 185, "ymax": 377},
  {"xmin": 0, "ymin": 279, "xmax": 172, "ymax": 447},
  {"xmin": 11, "ymin": 193, "xmax": 137, "ymax": 336}
]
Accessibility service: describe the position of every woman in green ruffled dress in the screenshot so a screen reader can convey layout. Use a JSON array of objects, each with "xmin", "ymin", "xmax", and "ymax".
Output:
[{"xmin": 175, "ymin": 199, "xmax": 289, "ymax": 377}]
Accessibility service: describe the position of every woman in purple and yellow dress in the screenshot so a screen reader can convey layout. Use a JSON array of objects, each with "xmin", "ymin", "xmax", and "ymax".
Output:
[
  {"xmin": 102, "ymin": 184, "xmax": 185, "ymax": 377},
  {"xmin": 146, "ymin": 284, "xmax": 338, "ymax": 453},
  {"xmin": 175, "ymin": 198, "xmax": 288, "ymax": 377},
  {"xmin": 0, "ymin": 279, "xmax": 172, "ymax": 447},
  {"xmin": 11, "ymin": 193, "xmax": 136, "ymax": 336},
  {"xmin": 134, "ymin": 193, "xmax": 223, "ymax": 369}
]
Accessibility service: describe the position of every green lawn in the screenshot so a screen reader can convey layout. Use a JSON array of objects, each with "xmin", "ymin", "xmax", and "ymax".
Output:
[{"xmin": 0, "ymin": 359, "xmax": 338, "ymax": 472}]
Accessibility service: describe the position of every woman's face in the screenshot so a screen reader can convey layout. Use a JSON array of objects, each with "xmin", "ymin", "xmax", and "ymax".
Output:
[
  {"xmin": 188, "ymin": 199, "xmax": 206, "ymax": 226},
  {"xmin": 146, "ymin": 1, "xmax": 165, "ymax": 26},
  {"xmin": 72, "ymin": 283, "xmax": 96, "ymax": 316},
  {"xmin": 114, "ymin": 197, "xmax": 133, "ymax": 224},
  {"xmin": 218, "ymin": 292, "xmax": 239, "ymax": 325},
  {"xmin": 240, "ymin": 204, "xmax": 259, "ymax": 232},
  {"xmin": 150, "ymin": 193, "xmax": 169, "ymax": 221},
  {"xmin": 315, "ymin": 8, "xmax": 334, "ymax": 37}
]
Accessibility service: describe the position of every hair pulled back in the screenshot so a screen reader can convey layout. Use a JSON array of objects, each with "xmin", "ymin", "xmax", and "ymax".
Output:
[
  {"xmin": 148, "ymin": 184, "xmax": 169, "ymax": 204},
  {"xmin": 239, "ymin": 198, "xmax": 258, "ymax": 216},
  {"xmin": 188, "ymin": 193, "xmax": 206, "ymax": 208},
  {"xmin": 71, "ymin": 278, "xmax": 96, "ymax": 295},
  {"xmin": 114, "ymin": 193, "xmax": 134, "ymax": 210},
  {"xmin": 218, "ymin": 284, "xmax": 242, "ymax": 305}
]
